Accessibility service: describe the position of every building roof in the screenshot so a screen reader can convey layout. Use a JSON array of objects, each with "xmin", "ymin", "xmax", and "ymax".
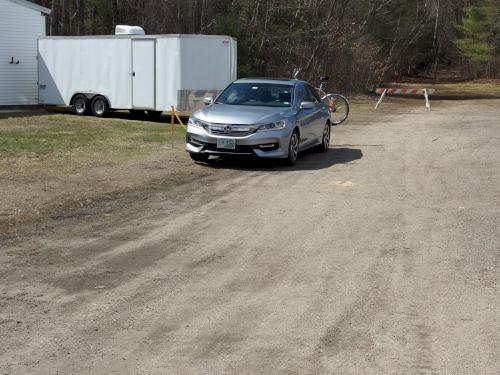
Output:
[{"xmin": 6, "ymin": 0, "xmax": 51, "ymax": 15}]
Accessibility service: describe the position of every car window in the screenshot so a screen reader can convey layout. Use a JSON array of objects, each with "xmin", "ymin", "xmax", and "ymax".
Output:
[
  {"xmin": 302, "ymin": 84, "xmax": 321, "ymax": 104},
  {"xmin": 308, "ymin": 85, "xmax": 322, "ymax": 103},
  {"xmin": 216, "ymin": 83, "xmax": 294, "ymax": 107}
]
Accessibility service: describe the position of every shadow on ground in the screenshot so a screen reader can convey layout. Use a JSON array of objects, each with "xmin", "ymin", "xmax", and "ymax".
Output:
[
  {"xmin": 0, "ymin": 109, "xmax": 52, "ymax": 120},
  {"xmin": 48, "ymin": 108, "xmax": 187, "ymax": 124},
  {"xmin": 0, "ymin": 107, "xmax": 186, "ymax": 123},
  {"xmin": 201, "ymin": 147, "xmax": 363, "ymax": 172}
]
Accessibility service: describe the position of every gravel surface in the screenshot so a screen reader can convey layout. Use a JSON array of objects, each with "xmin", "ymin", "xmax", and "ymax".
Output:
[{"xmin": 1, "ymin": 99, "xmax": 499, "ymax": 374}]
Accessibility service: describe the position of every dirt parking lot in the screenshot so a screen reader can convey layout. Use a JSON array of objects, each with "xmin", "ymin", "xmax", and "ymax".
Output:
[{"xmin": 0, "ymin": 98, "xmax": 499, "ymax": 374}]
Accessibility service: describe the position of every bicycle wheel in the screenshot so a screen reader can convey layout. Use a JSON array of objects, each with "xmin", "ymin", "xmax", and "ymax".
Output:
[{"xmin": 322, "ymin": 93, "xmax": 349, "ymax": 125}]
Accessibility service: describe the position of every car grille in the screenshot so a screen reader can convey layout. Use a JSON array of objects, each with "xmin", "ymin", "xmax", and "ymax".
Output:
[
  {"xmin": 203, "ymin": 143, "xmax": 256, "ymax": 155},
  {"xmin": 203, "ymin": 124, "xmax": 258, "ymax": 137}
]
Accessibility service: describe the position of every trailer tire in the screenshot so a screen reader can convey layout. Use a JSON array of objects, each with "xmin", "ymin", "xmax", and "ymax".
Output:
[
  {"xmin": 91, "ymin": 96, "xmax": 110, "ymax": 118},
  {"xmin": 72, "ymin": 94, "xmax": 90, "ymax": 116}
]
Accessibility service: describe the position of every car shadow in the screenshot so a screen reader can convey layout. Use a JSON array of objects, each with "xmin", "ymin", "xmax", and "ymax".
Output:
[{"xmin": 202, "ymin": 147, "xmax": 363, "ymax": 171}]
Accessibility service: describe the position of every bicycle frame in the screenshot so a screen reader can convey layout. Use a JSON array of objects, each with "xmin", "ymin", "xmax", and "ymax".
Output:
[
  {"xmin": 292, "ymin": 66, "xmax": 349, "ymax": 125},
  {"xmin": 317, "ymin": 82, "xmax": 328, "ymax": 98},
  {"xmin": 293, "ymin": 67, "xmax": 302, "ymax": 80},
  {"xmin": 293, "ymin": 67, "xmax": 329, "ymax": 97}
]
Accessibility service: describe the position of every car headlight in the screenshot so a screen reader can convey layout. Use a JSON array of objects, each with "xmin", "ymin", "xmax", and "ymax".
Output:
[
  {"xmin": 188, "ymin": 116, "xmax": 206, "ymax": 128},
  {"xmin": 258, "ymin": 119, "xmax": 288, "ymax": 131}
]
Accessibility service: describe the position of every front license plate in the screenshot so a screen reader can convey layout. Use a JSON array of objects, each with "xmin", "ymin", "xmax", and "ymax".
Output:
[{"xmin": 217, "ymin": 138, "xmax": 236, "ymax": 150}]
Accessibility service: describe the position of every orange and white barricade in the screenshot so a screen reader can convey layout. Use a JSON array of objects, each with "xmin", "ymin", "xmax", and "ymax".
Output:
[{"xmin": 375, "ymin": 88, "xmax": 435, "ymax": 111}]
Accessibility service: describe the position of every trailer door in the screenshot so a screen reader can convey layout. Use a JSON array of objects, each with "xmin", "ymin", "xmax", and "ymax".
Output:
[{"xmin": 132, "ymin": 39, "xmax": 156, "ymax": 109}]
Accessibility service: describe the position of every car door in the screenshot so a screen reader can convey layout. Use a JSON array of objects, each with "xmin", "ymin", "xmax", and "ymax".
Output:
[
  {"xmin": 307, "ymin": 84, "xmax": 329, "ymax": 139},
  {"xmin": 296, "ymin": 83, "xmax": 321, "ymax": 148}
]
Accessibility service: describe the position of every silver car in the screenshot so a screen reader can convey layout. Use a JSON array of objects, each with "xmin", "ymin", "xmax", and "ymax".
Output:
[{"xmin": 185, "ymin": 78, "xmax": 331, "ymax": 165}]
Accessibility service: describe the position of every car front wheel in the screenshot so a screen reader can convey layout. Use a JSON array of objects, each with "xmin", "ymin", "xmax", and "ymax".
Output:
[
  {"xmin": 286, "ymin": 130, "xmax": 299, "ymax": 166},
  {"xmin": 317, "ymin": 122, "xmax": 331, "ymax": 152}
]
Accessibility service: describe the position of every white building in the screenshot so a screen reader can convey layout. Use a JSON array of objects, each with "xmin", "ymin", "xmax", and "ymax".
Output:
[{"xmin": 0, "ymin": 0, "xmax": 50, "ymax": 105}]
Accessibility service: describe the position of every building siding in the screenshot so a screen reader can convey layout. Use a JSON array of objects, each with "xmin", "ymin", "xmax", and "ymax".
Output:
[{"xmin": 0, "ymin": 0, "xmax": 46, "ymax": 105}]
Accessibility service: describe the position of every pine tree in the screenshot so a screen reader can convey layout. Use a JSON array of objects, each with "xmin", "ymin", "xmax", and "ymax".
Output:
[{"xmin": 455, "ymin": 0, "xmax": 498, "ymax": 70}]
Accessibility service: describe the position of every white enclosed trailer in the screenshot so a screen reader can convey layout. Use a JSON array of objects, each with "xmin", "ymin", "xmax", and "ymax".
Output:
[{"xmin": 38, "ymin": 34, "xmax": 237, "ymax": 116}]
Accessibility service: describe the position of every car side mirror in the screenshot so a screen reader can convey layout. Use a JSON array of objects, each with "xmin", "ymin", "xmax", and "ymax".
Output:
[
  {"xmin": 203, "ymin": 96, "xmax": 214, "ymax": 105},
  {"xmin": 300, "ymin": 101, "xmax": 315, "ymax": 110}
]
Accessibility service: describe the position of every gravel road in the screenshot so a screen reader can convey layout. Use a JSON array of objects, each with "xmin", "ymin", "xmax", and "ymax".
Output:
[{"xmin": 1, "ymin": 99, "xmax": 499, "ymax": 374}]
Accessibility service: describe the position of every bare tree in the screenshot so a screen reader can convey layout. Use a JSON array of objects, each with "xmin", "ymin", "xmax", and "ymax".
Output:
[{"xmin": 33, "ymin": 0, "xmax": 498, "ymax": 92}]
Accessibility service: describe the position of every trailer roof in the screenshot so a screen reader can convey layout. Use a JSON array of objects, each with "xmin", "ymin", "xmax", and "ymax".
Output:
[
  {"xmin": 6, "ymin": 0, "xmax": 51, "ymax": 14},
  {"xmin": 39, "ymin": 34, "xmax": 236, "ymax": 41}
]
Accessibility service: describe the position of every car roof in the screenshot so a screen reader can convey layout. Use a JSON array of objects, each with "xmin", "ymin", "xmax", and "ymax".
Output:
[{"xmin": 233, "ymin": 78, "xmax": 300, "ymax": 86}]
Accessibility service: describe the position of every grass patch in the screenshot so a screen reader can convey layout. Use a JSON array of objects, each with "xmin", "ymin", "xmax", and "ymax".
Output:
[
  {"xmin": 433, "ymin": 80, "xmax": 500, "ymax": 97},
  {"xmin": 0, "ymin": 114, "xmax": 186, "ymax": 157}
]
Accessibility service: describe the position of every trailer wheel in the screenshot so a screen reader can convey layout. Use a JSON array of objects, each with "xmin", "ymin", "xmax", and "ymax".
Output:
[
  {"xmin": 72, "ymin": 94, "xmax": 90, "ymax": 116},
  {"xmin": 91, "ymin": 96, "xmax": 110, "ymax": 117},
  {"xmin": 147, "ymin": 110, "xmax": 162, "ymax": 119}
]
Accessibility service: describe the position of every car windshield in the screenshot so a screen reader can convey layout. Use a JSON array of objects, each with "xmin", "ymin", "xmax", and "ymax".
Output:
[{"xmin": 216, "ymin": 83, "xmax": 294, "ymax": 107}]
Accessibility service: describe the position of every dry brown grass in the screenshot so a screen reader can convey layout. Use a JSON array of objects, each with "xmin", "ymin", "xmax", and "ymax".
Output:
[
  {"xmin": 0, "ymin": 111, "xmax": 190, "ymax": 239},
  {"xmin": 389, "ymin": 79, "xmax": 500, "ymax": 99}
]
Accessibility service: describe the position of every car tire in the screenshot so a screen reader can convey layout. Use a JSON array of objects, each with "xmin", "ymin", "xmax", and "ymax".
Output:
[
  {"xmin": 72, "ymin": 94, "xmax": 90, "ymax": 116},
  {"xmin": 189, "ymin": 153, "xmax": 209, "ymax": 162},
  {"xmin": 91, "ymin": 95, "xmax": 110, "ymax": 117},
  {"xmin": 285, "ymin": 129, "xmax": 299, "ymax": 166},
  {"xmin": 317, "ymin": 122, "xmax": 331, "ymax": 153}
]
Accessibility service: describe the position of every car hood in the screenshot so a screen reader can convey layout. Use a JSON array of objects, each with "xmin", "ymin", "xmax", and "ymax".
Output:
[{"xmin": 193, "ymin": 104, "xmax": 293, "ymax": 125}]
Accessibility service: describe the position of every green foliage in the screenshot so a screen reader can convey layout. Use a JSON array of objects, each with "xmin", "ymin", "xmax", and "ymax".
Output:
[
  {"xmin": 455, "ymin": 0, "xmax": 498, "ymax": 67},
  {"xmin": 83, "ymin": 0, "xmax": 114, "ymax": 34},
  {"xmin": 210, "ymin": 14, "xmax": 256, "ymax": 77}
]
